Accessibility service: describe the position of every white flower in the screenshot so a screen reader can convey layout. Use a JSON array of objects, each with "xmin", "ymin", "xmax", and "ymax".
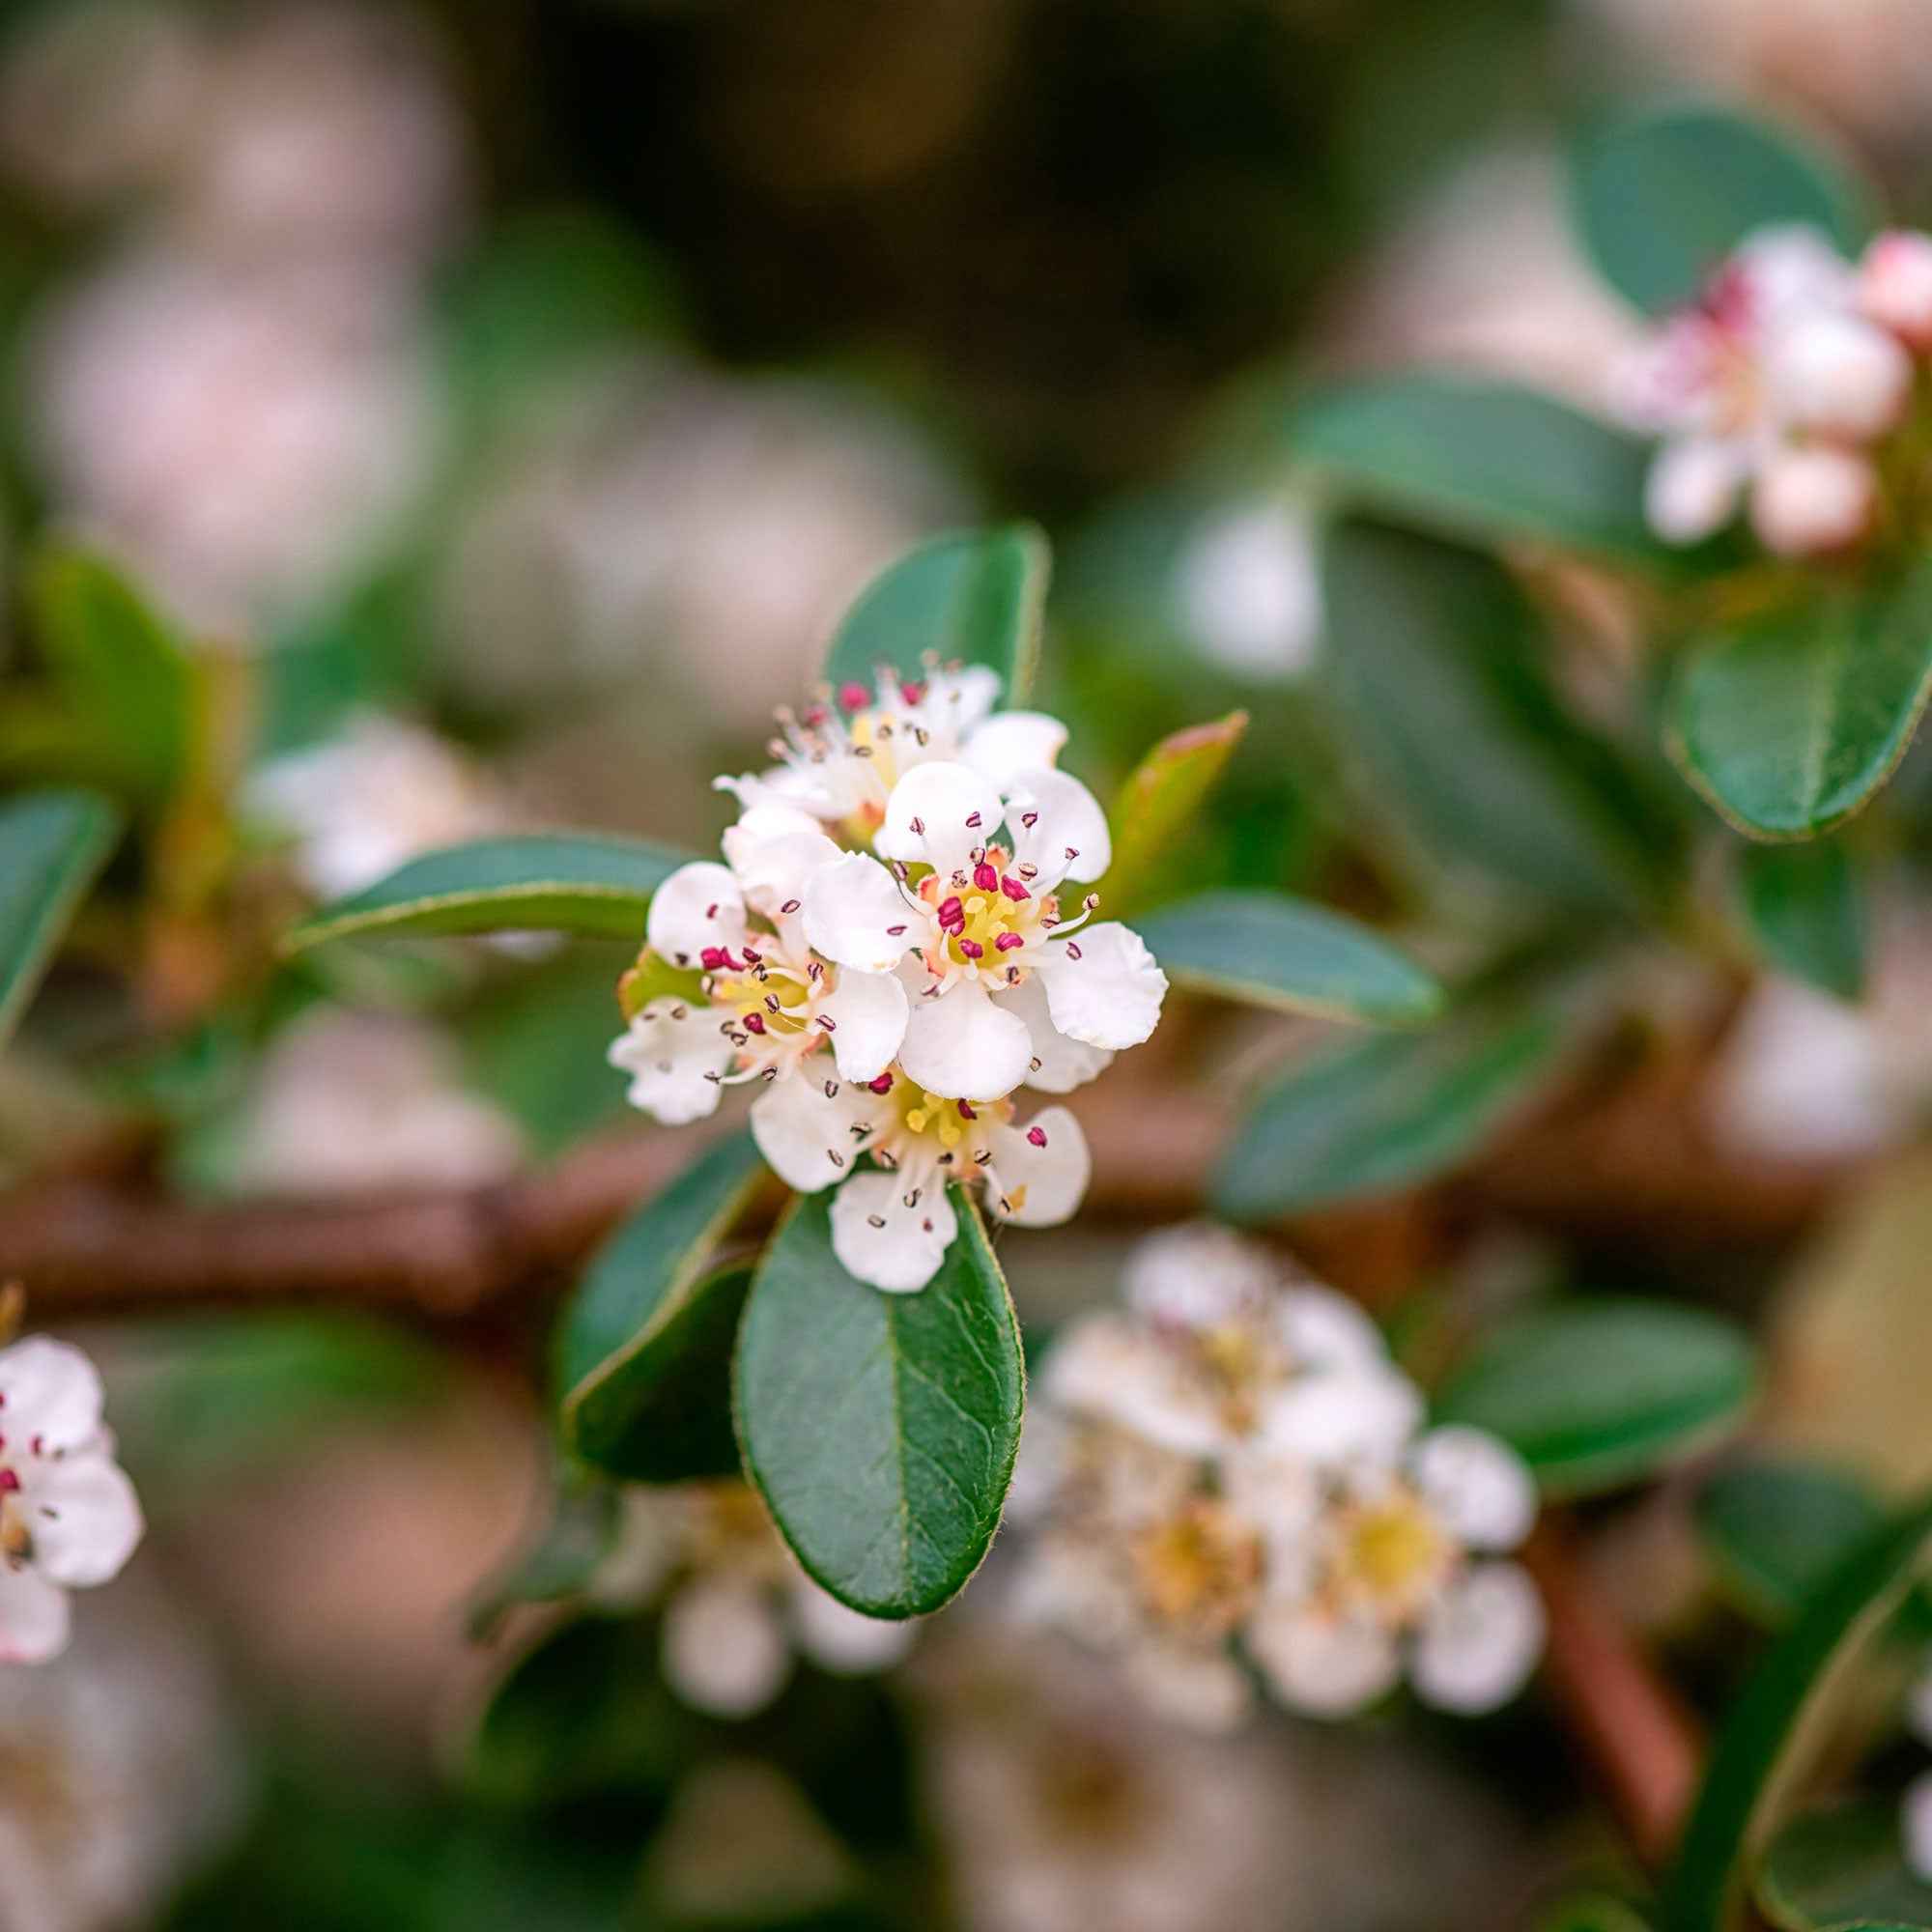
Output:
[
  {"xmin": 1172, "ymin": 497, "xmax": 1323, "ymax": 681},
  {"xmin": 1861, "ymin": 229, "xmax": 1932, "ymax": 351},
  {"xmin": 1763, "ymin": 308, "xmax": 1911, "ymax": 440},
  {"xmin": 0, "ymin": 1339, "xmax": 144, "ymax": 1665},
  {"xmin": 1749, "ymin": 442, "xmax": 1879, "ymax": 556},
  {"xmin": 614, "ymin": 665, "xmax": 1168, "ymax": 1293},
  {"xmin": 1243, "ymin": 1423, "xmax": 1542, "ymax": 1719}
]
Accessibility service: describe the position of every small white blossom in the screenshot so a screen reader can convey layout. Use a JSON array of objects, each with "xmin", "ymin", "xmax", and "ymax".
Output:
[
  {"xmin": 0, "ymin": 1338, "xmax": 144, "ymax": 1665},
  {"xmin": 1172, "ymin": 497, "xmax": 1323, "ymax": 682},
  {"xmin": 1749, "ymin": 442, "xmax": 1879, "ymax": 556},
  {"xmin": 1861, "ymin": 229, "xmax": 1932, "ymax": 351},
  {"xmin": 613, "ymin": 665, "xmax": 1168, "ymax": 1293}
]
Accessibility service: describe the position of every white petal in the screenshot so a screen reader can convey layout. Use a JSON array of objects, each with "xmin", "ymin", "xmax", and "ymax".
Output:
[
  {"xmin": 1905, "ymin": 1771, "xmax": 1932, "ymax": 1884},
  {"xmin": 1644, "ymin": 437, "xmax": 1748, "ymax": 545},
  {"xmin": 802, "ymin": 852, "xmax": 917, "ymax": 976},
  {"xmin": 1041, "ymin": 1315, "xmax": 1228, "ymax": 1458},
  {"xmin": 0, "ymin": 1338, "xmax": 105, "ymax": 1448},
  {"xmin": 962, "ymin": 711, "xmax": 1069, "ymax": 788},
  {"xmin": 645, "ymin": 861, "xmax": 748, "ymax": 970},
  {"xmin": 721, "ymin": 799, "xmax": 829, "ymax": 862},
  {"xmin": 607, "ymin": 1000, "xmax": 730, "ymax": 1125},
  {"xmin": 749, "ymin": 1071, "xmax": 876, "ymax": 1193},
  {"xmin": 898, "ymin": 981, "xmax": 1033, "ymax": 1100},
  {"xmin": 1750, "ymin": 443, "xmax": 1877, "ymax": 557},
  {"xmin": 992, "ymin": 971, "xmax": 1113, "ymax": 1094},
  {"xmin": 0, "ymin": 1561, "xmax": 69, "ymax": 1663},
  {"xmin": 1122, "ymin": 1641, "xmax": 1255, "ymax": 1732},
  {"xmin": 660, "ymin": 1577, "xmax": 792, "ymax": 1719},
  {"xmin": 984, "ymin": 1106, "xmax": 1090, "ymax": 1227},
  {"xmin": 1765, "ymin": 309, "xmax": 1911, "ymax": 440},
  {"xmin": 922, "ymin": 665, "xmax": 1002, "ymax": 733},
  {"xmin": 1246, "ymin": 1602, "xmax": 1400, "ymax": 1719},
  {"xmin": 1411, "ymin": 1563, "xmax": 1546, "ymax": 1715},
  {"xmin": 725, "ymin": 825, "xmax": 842, "ymax": 921},
  {"xmin": 789, "ymin": 1579, "xmax": 916, "ymax": 1675},
  {"xmin": 1261, "ymin": 1367, "xmax": 1424, "ymax": 1470},
  {"xmin": 1277, "ymin": 1286, "xmax": 1390, "ymax": 1375},
  {"xmin": 18, "ymin": 1447, "xmax": 143, "ymax": 1587},
  {"xmin": 874, "ymin": 761, "xmax": 1006, "ymax": 881},
  {"xmin": 818, "ymin": 969, "xmax": 909, "ymax": 1083},
  {"xmin": 1035, "ymin": 922, "xmax": 1167, "ymax": 1051},
  {"xmin": 1221, "ymin": 1449, "xmax": 1324, "ymax": 1585},
  {"xmin": 829, "ymin": 1170, "xmax": 958, "ymax": 1293},
  {"xmin": 1411, "ymin": 1426, "xmax": 1538, "ymax": 1552},
  {"xmin": 1006, "ymin": 767, "xmax": 1111, "ymax": 891},
  {"xmin": 1122, "ymin": 1223, "xmax": 1274, "ymax": 1329}
]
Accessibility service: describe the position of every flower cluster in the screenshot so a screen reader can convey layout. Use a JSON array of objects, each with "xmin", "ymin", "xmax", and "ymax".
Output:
[
  {"xmin": 0, "ymin": 1336, "xmax": 144, "ymax": 1665},
  {"xmin": 592, "ymin": 1479, "xmax": 912, "ymax": 1719},
  {"xmin": 609, "ymin": 663, "xmax": 1168, "ymax": 1292},
  {"xmin": 1619, "ymin": 224, "xmax": 1932, "ymax": 557},
  {"xmin": 1010, "ymin": 1226, "xmax": 1544, "ymax": 1730}
]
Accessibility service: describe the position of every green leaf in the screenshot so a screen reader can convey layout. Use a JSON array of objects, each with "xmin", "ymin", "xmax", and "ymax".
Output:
[
  {"xmin": 20, "ymin": 549, "xmax": 194, "ymax": 802},
  {"xmin": 0, "ymin": 788, "xmax": 121, "ymax": 1051},
  {"xmin": 1697, "ymin": 1461, "xmax": 1889, "ymax": 1626},
  {"xmin": 1665, "ymin": 1492, "xmax": 1932, "ymax": 1932},
  {"xmin": 1322, "ymin": 521, "xmax": 1674, "ymax": 913},
  {"xmin": 1291, "ymin": 378, "xmax": 1681, "ymax": 569},
  {"xmin": 1755, "ymin": 1801, "xmax": 1932, "ymax": 1932},
  {"xmin": 735, "ymin": 1187, "xmax": 1024, "ymax": 1618},
  {"xmin": 1539, "ymin": 1896, "xmax": 1659, "ymax": 1932},
  {"xmin": 558, "ymin": 1132, "xmax": 767, "ymax": 1479},
  {"xmin": 1136, "ymin": 889, "xmax": 1443, "ymax": 1027},
  {"xmin": 821, "ymin": 525, "xmax": 1049, "ymax": 705},
  {"xmin": 281, "ymin": 833, "xmax": 693, "ymax": 952},
  {"xmin": 1738, "ymin": 841, "xmax": 1867, "ymax": 1000},
  {"xmin": 1667, "ymin": 565, "xmax": 1932, "ymax": 841},
  {"xmin": 1212, "ymin": 1008, "xmax": 1562, "ymax": 1222},
  {"xmin": 466, "ymin": 1476, "xmax": 622, "ymax": 1639},
  {"xmin": 1435, "ymin": 1299, "xmax": 1757, "ymax": 1497},
  {"xmin": 1571, "ymin": 103, "xmax": 1875, "ymax": 318},
  {"xmin": 1093, "ymin": 710, "xmax": 1248, "ymax": 918}
]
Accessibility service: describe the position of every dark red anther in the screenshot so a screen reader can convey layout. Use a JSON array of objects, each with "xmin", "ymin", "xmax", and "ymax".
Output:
[
  {"xmin": 1000, "ymin": 875, "xmax": 1030, "ymax": 901},
  {"xmin": 0, "ymin": 1469, "xmax": 18, "ymax": 1493},
  {"xmin": 995, "ymin": 931, "xmax": 1024, "ymax": 952},
  {"xmin": 957, "ymin": 1099, "xmax": 977, "ymax": 1120},
  {"xmin": 802, "ymin": 704, "xmax": 829, "ymax": 726},
  {"xmin": 699, "ymin": 947, "xmax": 728, "ymax": 972},
  {"xmin": 899, "ymin": 680, "xmax": 925, "ymax": 705},
  {"xmin": 1027, "ymin": 1125, "xmax": 1048, "ymax": 1148},
  {"xmin": 743, "ymin": 1012, "xmax": 767, "ymax": 1035},
  {"xmin": 973, "ymin": 861, "xmax": 999, "ymax": 892},
  {"xmin": 867, "ymin": 1072, "xmax": 895, "ymax": 1094},
  {"xmin": 957, "ymin": 938, "xmax": 984, "ymax": 959},
  {"xmin": 838, "ymin": 682, "xmax": 870, "ymax": 712},
  {"xmin": 937, "ymin": 895, "xmax": 965, "ymax": 930}
]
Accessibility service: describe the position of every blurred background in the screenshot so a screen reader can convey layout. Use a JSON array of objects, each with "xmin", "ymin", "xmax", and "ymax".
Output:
[{"xmin": 8, "ymin": 3, "xmax": 1932, "ymax": 1928}]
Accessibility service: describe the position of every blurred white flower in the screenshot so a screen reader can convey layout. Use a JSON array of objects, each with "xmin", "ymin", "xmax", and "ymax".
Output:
[
  {"xmin": 30, "ymin": 251, "xmax": 440, "ymax": 638},
  {"xmin": 1749, "ymin": 442, "xmax": 1880, "ymax": 556},
  {"xmin": 247, "ymin": 712, "xmax": 508, "ymax": 903},
  {"xmin": 223, "ymin": 1009, "xmax": 525, "ymax": 1199},
  {"xmin": 1172, "ymin": 498, "xmax": 1322, "ymax": 682},
  {"xmin": 0, "ymin": 1338, "xmax": 144, "ymax": 1666},
  {"xmin": 597, "ymin": 1480, "xmax": 914, "ymax": 1719},
  {"xmin": 1861, "ymin": 230, "xmax": 1932, "ymax": 350}
]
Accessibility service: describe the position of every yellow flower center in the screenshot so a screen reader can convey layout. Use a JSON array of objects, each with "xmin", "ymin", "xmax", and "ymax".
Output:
[
  {"xmin": 1331, "ymin": 1491, "xmax": 1454, "ymax": 1623},
  {"xmin": 1131, "ymin": 1498, "xmax": 1263, "ymax": 1636}
]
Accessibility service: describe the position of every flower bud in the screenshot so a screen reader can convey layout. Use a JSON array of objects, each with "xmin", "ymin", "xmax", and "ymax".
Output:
[
  {"xmin": 1749, "ymin": 443, "xmax": 1878, "ymax": 556},
  {"xmin": 1860, "ymin": 229, "xmax": 1932, "ymax": 352},
  {"xmin": 1766, "ymin": 310, "xmax": 1912, "ymax": 440}
]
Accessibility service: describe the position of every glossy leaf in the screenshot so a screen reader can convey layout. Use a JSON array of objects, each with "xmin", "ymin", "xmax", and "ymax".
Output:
[
  {"xmin": 1697, "ymin": 1461, "xmax": 1889, "ymax": 1626},
  {"xmin": 1137, "ymin": 889, "xmax": 1443, "ymax": 1027},
  {"xmin": 1290, "ymin": 378, "xmax": 1678, "ymax": 569},
  {"xmin": 1667, "ymin": 566, "xmax": 1932, "ymax": 841},
  {"xmin": 0, "ymin": 788, "xmax": 122, "ymax": 1051},
  {"xmin": 1572, "ymin": 103, "xmax": 1875, "ymax": 317},
  {"xmin": 1665, "ymin": 1492, "xmax": 1932, "ymax": 1932},
  {"xmin": 735, "ymin": 1187, "xmax": 1024, "ymax": 1619},
  {"xmin": 1093, "ymin": 710, "xmax": 1247, "ymax": 917},
  {"xmin": 1212, "ymin": 1008, "xmax": 1561, "ymax": 1222},
  {"xmin": 1754, "ymin": 1801, "xmax": 1932, "ymax": 1932},
  {"xmin": 1738, "ymin": 841, "xmax": 1866, "ymax": 1001},
  {"xmin": 282, "ymin": 833, "xmax": 692, "ymax": 952},
  {"xmin": 18, "ymin": 549, "xmax": 194, "ymax": 801},
  {"xmin": 1322, "ymin": 521, "xmax": 1674, "ymax": 912},
  {"xmin": 1435, "ymin": 1299, "xmax": 1757, "ymax": 1497},
  {"xmin": 822, "ymin": 525, "xmax": 1049, "ymax": 705},
  {"xmin": 558, "ymin": 1132, "xmax": 766, "ymax": 1479}
]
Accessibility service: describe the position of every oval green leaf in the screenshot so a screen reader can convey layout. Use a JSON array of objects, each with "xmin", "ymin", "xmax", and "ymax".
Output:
[
  {"xmin": 822, "ymin": 524, "xmax": 1049, "ymax": 706},
  {"xmin": 282, "ymin": 832, "xmax": 694, "ymax": 952},
  {"xmin": 1291, "ymin": 378, "xmax": 1682, "ymax": 570},
  {"xmin": 1572, "ymin": 103, "xmax": 1875, "ymax": 318},
  {"xmin": 1435, "ymin": 1298, "xmax": 1755, "ymax": 1497},
  {"xmin": 1756, "ymin": 1801, "xmax": 1932, "ymax": 1932},
  {"xmin": 1738, "ymin": 841, "xmax": 1866, "ymax": 1001},
  {"xmin": 1092, "ymin": 710, "xmax": 1247, "ymax": 919},
  {"xmin": 1212, "ymin": 1009, "xmax": 1561, "ymax": 1223},
  {"xmin": 1697, "ymin": 1462, "xmax": 1889, "ymax": 1627},
  {"xmin": 735, "ymin": 1186, "xmax": 1024, "ymax": 1619},
  {"xmin": 1137, "ymin": 889, "xmax": 1443, "ymax": 1027},
  {"xmin": 558, "ymin": 1131, "xmax": 767, "ymax": 1480},
  {"xmin": 1665, "ymin": 1492, "xmax": 1932, "ymax": 1932},
  {"xmin": 1667, "ymin": 566, "xmax": 1932, "ymax": 841},
  {"xmin": 1322, "ymin": 521, "xmax": 1677, "ymax": 914},
  {"xmin": 0, "ymin": 788, "xmax": 122, "ymax": 1051}
]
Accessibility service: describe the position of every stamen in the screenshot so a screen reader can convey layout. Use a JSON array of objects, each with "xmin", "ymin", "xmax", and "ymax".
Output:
[
  {"xmin": 838, "ymin": 682, "xmax": 870, "ymax": 712},
  {"xmin": 909, "ymin": 815, "xmax": 926, "ymax": 837},
  {"xmin": 1027, "ymin": 1125, "xmax": 1048, "ymax": 1147},
  {"xmin": 965, "ymin": 810, "xmax": 982, "ymax": 829},
  {"xmin": 995, "ymin": 932, "xmax": 1024, "ymax": 952},
  {"xmin": 816, "ymin": 1014, "xmax": 838, "ymax": 1032},
  {"xmin": 1001, "ymin": 875, "xmax": 1030, "ymax": 901},
  {"xmin": 957, "ymin": 1100, "xmax": 977, "ymax": 1120},
  {"xmin": 957, "ymin": 938, "xmax": 983, "ymax": 958},
  {"xmin": 867, "ymin": 1072, "xmax": 895, "ymax": 1094},
  {"xmin": 827, "ymin": 1148, "xmax": 847, "ymax": 1168},
  {"xmin": 824, "ymin": 1079, "xmax": 840, "ymax": 1099},
  {"xmin": 974, "ymin": 861, "xmax": 999, "ymax": 892},
  {"xmin": 781, "ymin": 898, "xmax": 802, "ymax": 915},
  {"xmin": 743, "ymin": 1012, "xmax": 767, "ymax": 1035},
  {"xmin": 867, "ymin": 1214, "xmax": 887, "ymax": 1229},
  {"xmin": 1065, "ymin": 942, "xmax": 1083, "ymax": 960},
  {"xmin": 1021, "ymin": 811, "xmax": 1038, "ymax": 829}
]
